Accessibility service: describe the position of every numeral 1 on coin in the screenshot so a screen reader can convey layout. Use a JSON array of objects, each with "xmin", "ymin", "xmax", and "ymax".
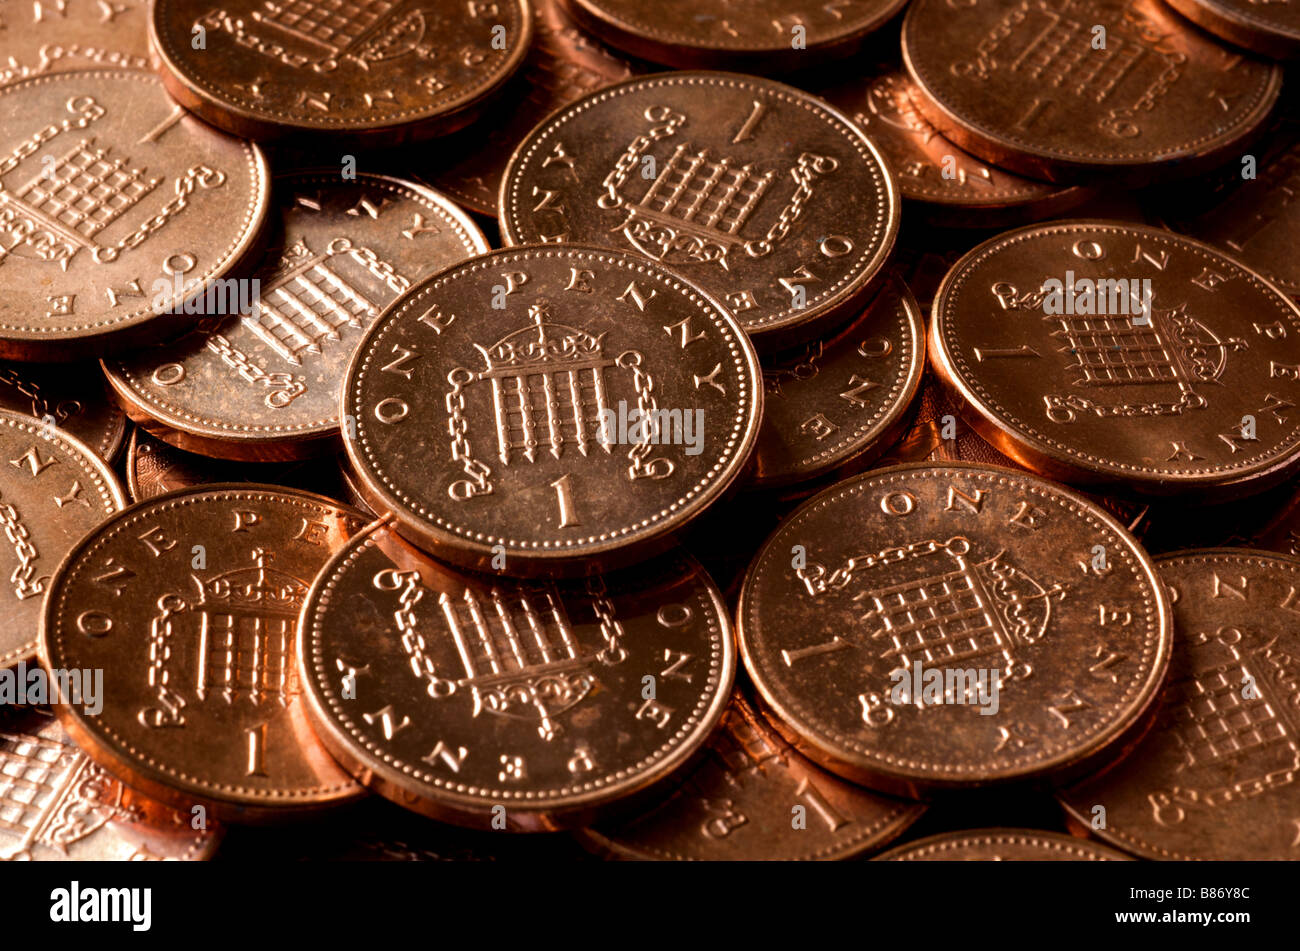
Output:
[
  {"xmin": 246, "ymin": 722, "xmax": 268, "ymax": 777},
  {"xmin": 551, "ymin": 474, "xmax": 579, "ymax": 528}
]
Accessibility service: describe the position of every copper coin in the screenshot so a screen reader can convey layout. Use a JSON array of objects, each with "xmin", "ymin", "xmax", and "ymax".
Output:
[
  {"xmin": 0, "ymin": 707, "xmax": 219, "ymax": 860},
  {"xmin": 748, "ymin": 273, "xmax": 925, "ymax": 490},
  {"xmin": 150, "ymin": 0, "xmax": 533, "ymax": 144},
  {"xmin": 930, "ymin": 220, "xmax": 1300, "ymax": 499},
  {"xmin": 577, "ymin": 692, "xmax": 924, "ymax": 860},
  {"xmin": 296, "ymin": 517, "xmax": 734, "ymax": 830},
  {"xmin": 104, "ymin": 172, "xmax": 488, "ymax": 461},
  {"xmin": 819, "ymin": 62, "xmax": 1091, "ymax": 228},
  {"xmin": 424, "ymin": 0, "xmax": 641, "ymax": 217},
  {"xmin": 0, "ymin": 69, "xmax": 271, "ymax": 361},
  {"xmin": 1059, "ymin": 548, "xmax": 1300, "ymax": 860},
  {"xmin": 0, "ymin": 0, "xmax": 152, "ymax": 89},
  {"xmin": 343, "ymin": 244, "xmax": 762, "ymax": 576},
  {"xmin": 123, "ymin": 427, "xmax": 346, "ymax": 503},
  {"xmin": 0, "ymin": 409, "xmax": 126, "ymax": 669},
  {"xmin": 738, "ymin": 462, "xmax": 1172, "ymax": 797},
  {"xmin": 874, "ymin": 828, "xmax": 1131, "ymax": 860},
  {"xmin": 0, "ymin": 362, "xmax": 127, "ymax": 463},
  {"xmin": 1162, "ymin": 122, "xmax": 1300, "ymax": 297},
  {"xmin": 901, "ymin": 0, "xmax": 1282, "ymax": 184},
  {"xmin": 557, "ymin": 0, "xmax": 907, "ymax": 72},
  {"xmin": 499, "ymin": 71, "xmax": 901, "ymax": 352},
  {"xmin": 1164, "ymin": 0, "xmax": 1300, "ymax": 59},
  {"xmin": 38, "ymin": 485, "xmax": 369, "ymax": 822}
]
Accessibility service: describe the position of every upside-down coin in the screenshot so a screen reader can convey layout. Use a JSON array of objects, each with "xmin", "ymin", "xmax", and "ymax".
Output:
[
  {"xmin": 901, "ymin": 0, "xmax": 1281, "ymax": 183},
  {"xmin": 747, "ymin": 272, "xmax": 925, "ymax": 490},
  {"xmin": 1059, "ymin": 549, "xmax": 1300, "ymax": 860},
  {"xmin": 0, "ymin": 69, "xmax": 270, "ymax": 360},
  {"xmin": 0, "ymin": 708, "xmax": 220, "ymax": 860},
  {"xmin": 577, "ymin": 692, "xmax": 924, "ymax": 860},
  {"xmin": 0, "ymin": 408, "xmax": 126, "ymax": 669},
  {"xmin": 557, "ymin": 0, "xmax": 907, "ymax": 72},
  {"xmin": 874, "ymin": 828, "xmax": 1131, "ymax": 860},
  {"xmin": 39, "ymin": 485, "xmax": 369, "ymax": 822},
  {"xmin": 737, "ymin": 463, "xmax": 1172, "ymax": 797},
  {"xmin": 499, "ymin": 71, "xmax": 900, "ymax": 352},
  {"xmin": 104, "ymin": 172, "xmax": 488, "ymax": 461},
  {"xmin": 929, "ymin": 220, "xmax": 1300, "ymax": 499},
  {"xmin": 342, "ymin": 244, "xmax": 762, "ymax": 576},
  {"xmin": 296, "ymin": 517, "xmax": 734, "ymax": 831},
  {"xmin": 149, "ymin": 0, "xmax": 533, "ymax": 144}
]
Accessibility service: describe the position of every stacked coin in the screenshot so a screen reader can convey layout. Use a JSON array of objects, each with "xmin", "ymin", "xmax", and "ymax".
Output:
[{"xmin": 0, "ymin": 0, "xmax": 1294, "ymax": 862}]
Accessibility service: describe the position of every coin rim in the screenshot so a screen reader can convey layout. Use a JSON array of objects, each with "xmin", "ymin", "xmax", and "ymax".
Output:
[
  {"xmin": 37, "ymin": 482, "xmax": 370, "ymax": 820},
  {"xmin": 1057, "ymin": 545, "xmax": 1300, "ymax": 861},
  {"xmin": 497, "ymin": 69, "xmax": 901, "ymax": 348},
  {"xmin": 929, "ymin": 219, "xmax": 1300, "ymax": 497},
  {"xmin": 736, "ymin": 460, "xmax": 1173, "ymax": 795},
  {"xmin": 295, "ymin": 516, "xmax": 736, "ymax": 829},
  {"xmin": 149, "ymin": 0, "xmax": 535, "ymax": 141},
  {"xmin": 101, "ymin": 172, "xmax": 489, "ymax": 461},
  {"xmin": 873, "ymin": 827, "xmax": 1132, "ymax": 861},
  {"xmin": 341, "ymin": 242, "xmax": 764, "ymax": 576}
]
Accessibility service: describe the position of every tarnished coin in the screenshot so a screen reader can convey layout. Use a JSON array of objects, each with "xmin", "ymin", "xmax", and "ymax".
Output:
[
  {"xmin": 0, "ymin": 408, "xmax": 125, "ymax": 669},
  {"xmin": 425, "ymin": 0, "xmax": 640, "ymax": 217},
  {"xmin": 150, "ymin": 0, "xmax": 532, "ymax": 143},
  {"xmin": 874, "ymin": 828, "xmax": 1131, "ymax": 860},
  {"xmin": 1163, "ymin": 122, "xmax": 1300, "ymax": 297},
  {"xmin": 557, "ymin": 0, "xmax": 907, "ymax": 72},
  {"xmin": 343, "ymin": 245, "xmax": 762, "ymax": 576},
  {"xmin": 0, "ymin": 362, "xmax": 127, "ymax": 463},
  {"xmin": 930, "ymin": 220, "xmax": 1300, "ymax": 499},
  {"xmin": 124, "ymin": 427, "xmax": 345, "ymax": 503},
  {"xmin": 499, "ymin": 71, "xmax": 900, "ymax": 351},
  {"xmin": 901, "ymin": 0, "xmax": 1282, "ymax": 183},
  {"xmin": 577, "ymin": 692, "xmax": 924, "ymax": 860},
  {"xmin": 0, "ymin": 708, "xmax": 219, "ymax": 860},
  {"xmin": 104, "ymin": 172, "xmax": 488, "ymax": 461},
  {"xmin": 1164, "ymin": 0, "xmax": 1300, "ymax": 59},
  {"xmin": 748, "ymin": 273, "xmax": 924, "ymax": 490},
  {"xmin": 738, "ymin": 463, "xmax": 1172, "ymax": 797},
  {"xmin": 296, "ymin": 518, "xmax": 734, "ymax": 830},
  {"xmin": 0, "ymin": 69, "xmax": 271, "ymax": 361},
  {"xmin": 1061, "ymin": 549, "xmax": 1300, "ymax": 860},
  {"xmin": 38, "ymin": 486, "xmax": 369, "ymax": 822},
  {"xmin": 0, "ymin": 0, "xmax": 152, "ymax": 89},
  {"xmin": 820, "ymin": 62, "xmax": 1091, "ymax": 228}
]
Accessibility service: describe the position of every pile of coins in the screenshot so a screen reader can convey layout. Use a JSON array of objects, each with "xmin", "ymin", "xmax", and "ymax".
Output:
[{"xmin": 0, "ymin": 0, "xmax": 1298, "ymax": 863}]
